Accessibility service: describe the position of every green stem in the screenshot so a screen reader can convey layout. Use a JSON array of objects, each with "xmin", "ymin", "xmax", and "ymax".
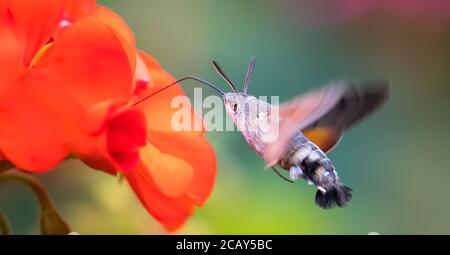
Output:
[
  {"xmin": 0, "ymin": 171, "xmax": 71, "ymax": 234},
  {"xmin": 0, "ymin": 172, "xmax": 53, "ymax": 210},
  {"xmin": 0, "ymin": 210, "xmax": 11, "ymax": 235}
]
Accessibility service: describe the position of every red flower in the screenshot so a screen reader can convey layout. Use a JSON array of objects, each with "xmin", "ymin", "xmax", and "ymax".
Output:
[
  {"xmin": 0, "ymin": 0, "xmax": 141, "ymax": 173},
  {"xmin": 126, "ymin": 52, "xmax": 216, "ymax": 231},
  {"xmin": 0, "ymin": 0, "xmax": 216, "ymax": 231}
]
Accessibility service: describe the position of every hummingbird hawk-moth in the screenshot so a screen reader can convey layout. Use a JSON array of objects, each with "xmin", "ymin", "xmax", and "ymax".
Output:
[
  {"xmin": 136, "ymin": 57, "xmax": 389, "ymax": 209},
  {"xmin": 211, "ymin": 57, "xmax": 389, "ymax": 209}
]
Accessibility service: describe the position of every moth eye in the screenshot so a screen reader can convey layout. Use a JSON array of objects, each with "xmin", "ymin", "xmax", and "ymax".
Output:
[{"xmin": 233, "ymin": 104, "xmax": 238, "ymax": 112}]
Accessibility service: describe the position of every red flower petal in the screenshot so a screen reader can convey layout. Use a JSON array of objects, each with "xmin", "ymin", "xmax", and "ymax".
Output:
[
  {"xmin": 74, "ymin": 102, "xmax": 147, "ymax": 174},
  {"xmin": 93, "ymin": 5, "xmax": 135, "ymax": 48},
  {"xmin": 0, "ymin": 71, "xmax": 76, "ymax": 172},
  {"xmin": 34, "ymin": 16, "xmax": 134, "ymax": 108},
  {"xmin": 92, "ymin": 5, "xmax": 137, "ymax": 92},
  {"xmin": 56, "ymin": 4, "xmax": 137, "ymax": 80},
  {"xmin": 5, "ymin": 0, "xmax": 65, "ymax": 66},
  {"xmin": 148, "ymin": 132, "xmax": 216, "ymax": 206},
  {"xmin": 0, "ymin": 15, "xmax": 140, "ymax": 173},
  {"xmin": 135, "ymin": 52, "xmax": 217, "ymax": 205},
  {"xmin": 107, "ymin": 107, "xmax": 147, "ymax": 172},
  {"xmin": 138, "ymin": 142, "xmax": 194, "ymax": 198},
  {"xmin": 63, "ymin": 0, "xmax": 96, "ymax": 22},
  {"xmin": 134, "ymin": 51, "xmax": 206, "ymax": 135},
  {"xmin": 124, "ymin": 51, "xmax": 216, "ymax": 231},
  {"xmin": 125, "ymin": 163, "xmax": 194, "ymax": 231},
  {"xmin": 0, "ymin": 16, "xmax": 22, "ymax": 91}
]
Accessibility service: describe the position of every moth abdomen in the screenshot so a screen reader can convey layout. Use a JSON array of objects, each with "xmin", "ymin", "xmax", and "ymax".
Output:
[
  {"xmin": 281, "ymin": 133, "xmax": 353, "ymax": 208},
  {"xmin": 285, "ymin": 135, "xmax": 332, "ymax": 175},
  {"xmin": 315, "ymin": 184, "xmax": 352, "ymax": 209}
]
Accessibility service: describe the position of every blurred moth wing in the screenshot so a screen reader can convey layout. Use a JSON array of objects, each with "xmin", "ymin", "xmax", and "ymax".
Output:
[{"xmin": 264, "ymin": 81, "xmax": 390, "ymax": 167}]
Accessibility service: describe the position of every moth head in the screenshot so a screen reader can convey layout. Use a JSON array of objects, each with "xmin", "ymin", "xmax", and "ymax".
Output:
[
  {"xmin": 214, "ymin": 57, "xmax": 257, "ymax": 118},
  {"xmin": 223, "ymin": 92, "xmax": 247, "ymax": 117}
]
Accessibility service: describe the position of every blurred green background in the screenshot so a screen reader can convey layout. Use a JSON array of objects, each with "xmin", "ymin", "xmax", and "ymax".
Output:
[{"xmin": 1, "ymin": 0, "xmax": 450, "ymax": 234}]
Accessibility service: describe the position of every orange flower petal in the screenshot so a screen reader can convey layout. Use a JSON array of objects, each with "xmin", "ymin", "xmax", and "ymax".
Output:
[
  {"xmin": 63, "ymin": 0, "xmax": 96, "ymax": 22},
  {"xmin": 0, "ymin": 80, "xmax": 145, "ymax": 174},
  {"xmin": 0, "ymin": 16, "xmax": 22, "ymax": 91},
  {"xmin": 125, "ymin": 164, "xmax": 194, "ymax": 231},
  {"xmin": 56, "ymin": 4, "xmax": 137, "ymax": 81},
  {"xmin": 34, "ymin": 16, "xmax": 134, "ymax": 108},
  {"xmin": 74, "ymin": 101, "xmax": 147, "ymax": 174},
  {"xmin": 133, "ymin": 51, "xmax": 216, "ymax": 205},
  {"xmin": 0, "ymin": 71, "xmax": 76, "ymax": 172},
  {"xmin": 5, "ymin": 0, "xmax": 65, "ymax": 66},
  {"xmin": 138, "ymin": 142, "xmax": 194, "ymax": 198},
  {"xmin": 93, "ymin": 5, "xmax": 135, "ymax": 48},
  {"xmin": 135, "ymin": 51, "xmax": 205, "ymax": 135},
  {"xmin": 92, "ymin": 5, "xmax": 137, "ymax": 90},
  {"xmin": 0, "ymin": 14, "xmax": 142, "ymax": 172},
  {"xmin": 149, "ymin": 132, "xmax": 216, "ymax": 206},
  {"xmin": 124, "ymin": 51, "xmax": 216, "ymax": 230}
]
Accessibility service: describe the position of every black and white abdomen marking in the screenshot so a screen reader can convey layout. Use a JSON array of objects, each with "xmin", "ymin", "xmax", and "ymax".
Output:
[
  {"xmin": 281, "ymin": 134, "xmax": 338, "ymax": 188},
  {"xmin": 279, "ymin": 132, "xmax": 352, "ymax": 209}
]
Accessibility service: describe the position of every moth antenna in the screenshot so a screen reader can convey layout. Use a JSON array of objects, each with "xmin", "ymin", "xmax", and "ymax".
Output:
[
  {"xmin": 212, "ymin": 60, "xmax": 239, "ymax": 94},
  {"xmin": 271, "ymin": 167, "xmax": 294, "ymax": 183},
  {"xmin": 132, "ymin": 76, "xmax": 224, "ymax": 106},
  {"xmin": 243, "ymin": 56, "xmax": 256, "ymax": 94}
]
